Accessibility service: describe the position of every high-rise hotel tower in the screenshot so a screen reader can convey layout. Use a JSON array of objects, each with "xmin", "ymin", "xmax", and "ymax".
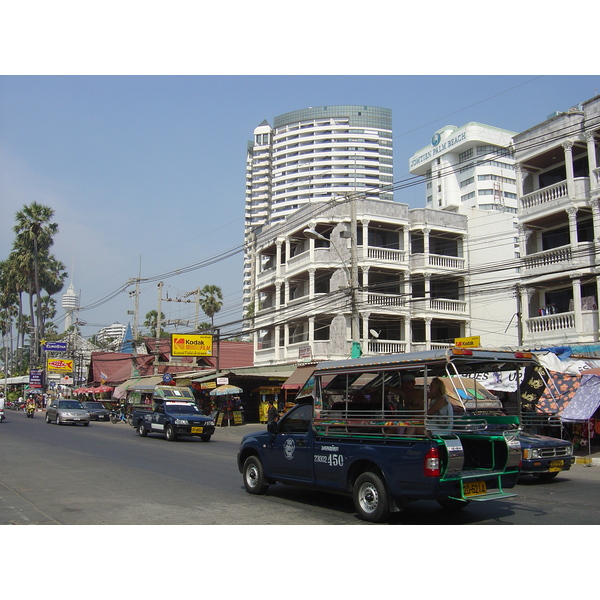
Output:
[{"xmin": 243, "ymin": 105, "xmax": 393, "ymax": 315}]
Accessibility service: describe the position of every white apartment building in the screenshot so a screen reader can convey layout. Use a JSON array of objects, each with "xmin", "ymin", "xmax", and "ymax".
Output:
[
  {"xmin": 244, "ymin": 106, "xmax": 393, "ymax": 315},
  {"xmin": 409, "ymin": 122, "xmax": 522, "ymax": 348},
  {"xmin": 250, "ymin": 198, "xmax": 471, "ymax": 365},
  {"xmin": 96, "ymin": 322, "xmax": 127, "ymax": 349},
  {"xmin": 513, "ymin": 96, "xmax": 600, "ymax": 348},
  {"xmin": 409, "ymin": 122, "xmax": 519, "ymax": 213}
]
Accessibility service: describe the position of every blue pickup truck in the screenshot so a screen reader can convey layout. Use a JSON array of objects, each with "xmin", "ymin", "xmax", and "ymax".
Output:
[
  {"xmin": 238, "ymin": 348, "xmax": 541, "ymax": 522},
  {"xmin": 131, "ymin": 386, "xmax": 215, "ymax": 442}
]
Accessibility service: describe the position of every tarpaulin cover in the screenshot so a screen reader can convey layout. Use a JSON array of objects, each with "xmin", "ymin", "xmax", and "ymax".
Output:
[
  {"xmin": 560, "ymin": 373, "xmax": 600, "ymax": 422},
  {"xmin": 536, "ymin": 371, "xmax": 581, "ymax": 415}
]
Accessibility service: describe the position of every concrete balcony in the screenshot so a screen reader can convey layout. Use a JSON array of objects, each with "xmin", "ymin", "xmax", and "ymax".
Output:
[
  {"xmin": 520, "ymin": 177, "xmax": 590, "ymax": 219},
  {"xmin": 410, "ymin": 253, "xmax": 465, "ymax": 271},
  {"xmin": 366, "ymin": 247, "xmax": 407, "ymax": 264},
  {"xmin": 524, "ymin": 310, "xmax": 599, "ymax": 346},
  {"xmin": 366, "ymin": 292, "xmax": 407, "ymax": 309},
  {"xmin": 366, "ymin": 339, "xmax": 407, "ymax": 355},
  {"xmin": 412, "ymin": 298, "xmax": 467, "ymax": 315},
  {"xmin": 521, "ymin": 242, "xmax": 597, "ymax": 278}
]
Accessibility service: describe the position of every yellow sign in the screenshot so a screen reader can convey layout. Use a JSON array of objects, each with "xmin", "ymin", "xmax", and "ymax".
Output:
[
  {"xmin": 171, "ymin": 334, "xmax": 213, "ymax": 357},
  {"xmin": 454, "ymin": 336, "xmax": 481, "ymax": 348},
  {"xmin": 47, "ymin": 358, "xmax": 74, "ymax": 372}
]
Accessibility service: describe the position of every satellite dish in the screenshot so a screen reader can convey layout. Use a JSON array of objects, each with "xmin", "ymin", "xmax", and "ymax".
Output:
[{"xmin": 369, "ymin": 329, "xmax": 380, "ymax": 338}]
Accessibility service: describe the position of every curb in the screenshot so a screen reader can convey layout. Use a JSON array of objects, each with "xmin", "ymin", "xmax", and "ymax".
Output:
[{"xmin": 575, "ymin": 456, "xmax": 600, "ymax": 466}]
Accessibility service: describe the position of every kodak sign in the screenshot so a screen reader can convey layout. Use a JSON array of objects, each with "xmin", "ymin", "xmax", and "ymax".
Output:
[{"xmin": 171, "ymin": 334, "xmax": 213, "ymax": 357}]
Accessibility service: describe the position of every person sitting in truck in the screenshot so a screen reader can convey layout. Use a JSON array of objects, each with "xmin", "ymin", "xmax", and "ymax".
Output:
[
  {"xmin": 427, "ymin": 377, "xmax": 454, "ymax": 432},
  {"xmin": 399, "ymin": 374, "xmax": 425, "ymax": 435}
]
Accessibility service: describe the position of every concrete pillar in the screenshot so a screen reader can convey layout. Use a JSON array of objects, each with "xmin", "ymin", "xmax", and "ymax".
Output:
[
  {"xmin": 563, "ymin": 141, "xmax": 576, "ymax": 198},
  {"xmin": 572, "ymin": 276, "xmax": 582, "ymax": 333}
]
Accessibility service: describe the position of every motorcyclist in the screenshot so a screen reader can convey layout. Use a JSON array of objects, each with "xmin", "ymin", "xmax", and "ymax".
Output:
[{"xmin": 26, "ymin": 398, "xmax": 36, "ymax": 417}]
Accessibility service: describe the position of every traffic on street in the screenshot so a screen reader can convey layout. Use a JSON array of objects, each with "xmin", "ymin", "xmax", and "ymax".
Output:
[{"xmin": 2, "ymin": 406, "xmax": 600, "ymax": 526}]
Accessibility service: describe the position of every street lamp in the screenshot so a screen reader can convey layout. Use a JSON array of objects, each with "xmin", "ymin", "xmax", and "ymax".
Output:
[{"xmin": 303, "ymin": 227, "xmax": 361, "ymax": 357}]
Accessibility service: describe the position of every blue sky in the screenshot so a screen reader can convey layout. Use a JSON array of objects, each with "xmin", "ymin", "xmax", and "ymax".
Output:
[{"xmin": 2, "ymin": 75, "xmax": 600, "ymax": 339}]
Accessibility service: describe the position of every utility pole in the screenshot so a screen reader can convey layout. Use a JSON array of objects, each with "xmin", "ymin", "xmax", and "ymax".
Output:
[
  {"xmin": 154, "ymin": 281, "xmax": 163, "ymax": 376},
  {"xmin": 349, "ymin": 192, "xmax": 360, "ymax": 357}
]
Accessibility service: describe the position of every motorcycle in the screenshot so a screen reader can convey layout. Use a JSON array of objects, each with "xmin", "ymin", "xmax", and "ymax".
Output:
[{"xmin": 26, "ymin": 404, "xmax": 35, "ymax": 418}]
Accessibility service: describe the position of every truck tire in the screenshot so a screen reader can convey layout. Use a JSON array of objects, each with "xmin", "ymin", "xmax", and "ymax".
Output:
[
  {"xmin": 137, "ymin": 421, "xmax": 148, "ymax": 437},
  {"xmin": 165, "ymin": 424, "xmax": 177, "ymax": 441},
  {"xmin": 243, "ymin": 456, "xmax": 269, "ymax": 495},
  {"xmin": 353, "ymin": 472, "xmax": 390, "ymax": 523},
  {"xmin": 200, "ymin": 434, "xmax": 212, "ymax": 442}
]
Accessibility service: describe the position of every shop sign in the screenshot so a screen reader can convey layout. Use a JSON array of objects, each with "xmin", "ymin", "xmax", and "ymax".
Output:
[
  {"xmin": 47, "ymin": 358, "xmax": 74, "ymax": 372},
  {"xmin": 29, "ymin": 369, "xmax": 44, "ymax": 388},
  {"xmin": 44, "ymin": 341, "xmax": 67, "ymax": 352},
  {"xmin": 171, "ymin": 334, "xmax": 213, "ymax": 357},
  {"xmin": 454, "ymin": 336, "xmax": 481, "ymax": 348}
]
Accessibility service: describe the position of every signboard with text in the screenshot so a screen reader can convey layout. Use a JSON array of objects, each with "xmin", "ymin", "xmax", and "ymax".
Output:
[
  {"xmin": 454, "ymin": 336, "xmax": 481, "ymax": 348},
  {"xmin": 29, "ymin": 369, "xmax": 44, "ymax": 388},
  {"xmin": 44, "ymin": 341, "xmax": 67, "ymax": 352},
  {"xmin": 171, "ymin": 334, "xmax": 213, "ymax": 357},
  {"xmin": 46, "ymin": 358, "xmax": 74, "ymax": 373}
]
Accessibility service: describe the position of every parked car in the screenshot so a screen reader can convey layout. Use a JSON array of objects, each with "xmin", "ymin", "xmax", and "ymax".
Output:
[
  {"xmin": 45, "ymin": 400, "xmax": 91, "ymax": 426},
  {"xmin": 82, "ymin": 401, "xmax": 110, "ymax": 421}
]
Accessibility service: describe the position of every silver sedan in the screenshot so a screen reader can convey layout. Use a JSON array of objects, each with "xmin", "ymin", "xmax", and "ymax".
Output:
[{"xmin": 46, "ymin": 400, "xmax": 91, "ymax": 426}]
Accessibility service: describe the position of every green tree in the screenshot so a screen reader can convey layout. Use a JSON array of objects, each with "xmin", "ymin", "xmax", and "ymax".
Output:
[
  {"xmin": 12, "ymin": 203, "xmax": 65, "ymax": 360},
  {"xmin": 143, "ymin": 309, "xmax": 167, "ymax": 338},
  {"xmin": 198, "ymin": 285, "xmax": 223, "ymax": 331}
]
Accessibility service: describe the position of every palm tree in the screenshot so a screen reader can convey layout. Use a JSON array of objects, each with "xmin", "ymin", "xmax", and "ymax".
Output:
[
  {"xmin": 198, "ymin": 285, "xmax": 223, "ymax": 331},
  {"xmin": 143, "ymin": 310, "xmax": 166, "ymax": 338},
  {"xmin": 12, "ymin": 203, "xmax": 61, "ymax": 362}
]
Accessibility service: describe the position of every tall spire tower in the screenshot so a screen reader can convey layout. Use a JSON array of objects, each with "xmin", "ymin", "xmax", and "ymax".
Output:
[{"xmin": 62, "ymin": 281, "xmax": 80, "ymax": 331}]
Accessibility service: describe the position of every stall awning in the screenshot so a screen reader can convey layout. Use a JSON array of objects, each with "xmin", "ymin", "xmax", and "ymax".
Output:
[
  {"xmin": 281, "ymin": 365, "xmax": 316, "ymax": 389},
  {"xmin": 560, "ymin": 373, "xmax": 600, "ymax": 422},
  {"xmin": 127, "ymin": 376, "xmax": 166, "ymax": 392}
]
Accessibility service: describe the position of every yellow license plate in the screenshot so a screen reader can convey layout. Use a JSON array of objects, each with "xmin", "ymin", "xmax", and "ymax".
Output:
[
  {"xmin": 549, "ymin": 460, "xmax": 564, "ymax": 472},
  {"xmin": 191, "ymin": 427, "xmax": 204, "ymax": 434},
  {"xmin": 463, "ymin": 481, "xmax": 487, "ymax": 497}
]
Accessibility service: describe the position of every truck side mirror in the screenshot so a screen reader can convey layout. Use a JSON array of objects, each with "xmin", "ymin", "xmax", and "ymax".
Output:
[{"xmin": 267, "ymin": 421, "xmax": 278, "ymax": 434}]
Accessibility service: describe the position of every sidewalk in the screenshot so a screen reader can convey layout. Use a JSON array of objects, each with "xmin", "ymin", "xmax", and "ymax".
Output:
[{"xmin": 574, "ymin": 447, "xmax": 600, "ymax": 466}]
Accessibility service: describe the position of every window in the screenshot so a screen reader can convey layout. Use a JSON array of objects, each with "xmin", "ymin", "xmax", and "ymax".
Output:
[
  {"xmin": 280, "ymin": 404, "xmax": 313, "ymax": 433},
  {"xmin": 459, "ymin": 148, "xmax": 473, "ymax": 162}
]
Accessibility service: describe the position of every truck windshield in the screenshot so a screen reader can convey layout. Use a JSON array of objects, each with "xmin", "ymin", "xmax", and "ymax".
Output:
[{"xmin": 165, "ymin": 402, "xmax": 201, "ymax": 415}]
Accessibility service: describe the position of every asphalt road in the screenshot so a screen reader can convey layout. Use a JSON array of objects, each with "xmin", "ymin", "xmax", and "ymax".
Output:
[{"xmin": 2, "ymin": 408, "xmax": 600, "ymax": 526}]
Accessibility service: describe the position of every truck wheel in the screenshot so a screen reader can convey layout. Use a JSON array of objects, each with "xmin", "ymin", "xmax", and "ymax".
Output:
[
  {"xmin": 200, "ymin": 434, "xmax": 211, "ymax": 442},
  {"xmin": 137, "ymin": 421, "xmax": 148, "ymax": 437},
  {"xmin": 243, "ymin": 456, "xmax": 269, "ymax": 495},
  {"xmin": 165, "ymin": 424, "xmax": 177, "ymax": 441},
  {"xmin": 46, "ymin": 413, "xmax": 51, "ymax": 424},
  {"xmin": 353, "ymin": 472, "xmax": 390, "ymax": 523}
]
